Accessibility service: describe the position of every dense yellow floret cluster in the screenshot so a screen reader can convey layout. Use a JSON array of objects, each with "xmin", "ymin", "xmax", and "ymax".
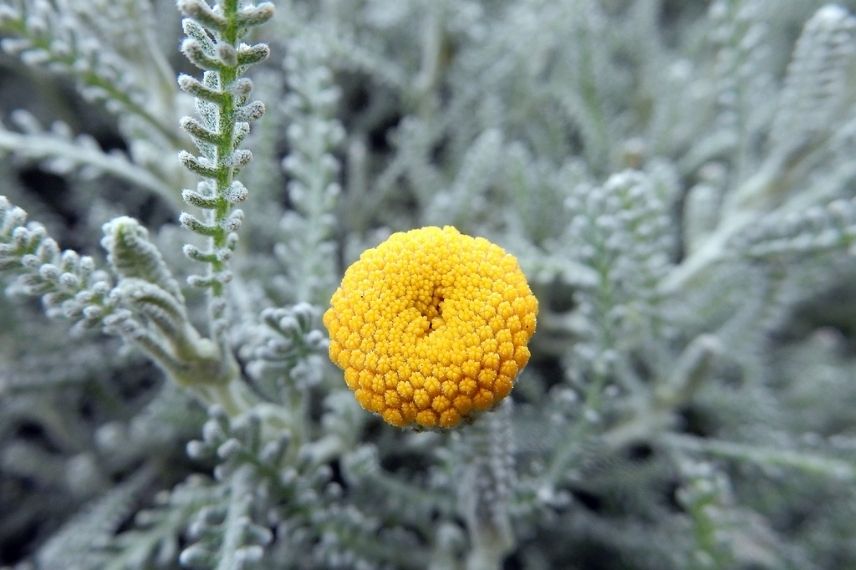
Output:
[{"xmin": 323, "ymin": 226, "xmax": 538, "ymax": 429}]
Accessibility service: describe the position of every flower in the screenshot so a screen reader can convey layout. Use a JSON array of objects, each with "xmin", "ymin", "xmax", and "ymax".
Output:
[{"xmin": 323, "ymin": 226, "xmax": 538, "ymax": 429}]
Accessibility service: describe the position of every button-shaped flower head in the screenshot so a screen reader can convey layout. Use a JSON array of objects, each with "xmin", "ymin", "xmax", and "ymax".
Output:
[{"xmin": 323, "ymin": 226, "xmax": 538, "ymax": 429}]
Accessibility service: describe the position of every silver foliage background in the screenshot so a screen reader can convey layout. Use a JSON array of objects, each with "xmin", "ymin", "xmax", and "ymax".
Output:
[{"xmin": 1, "ymin": 0, "xmax": 856, "ymax": 568}]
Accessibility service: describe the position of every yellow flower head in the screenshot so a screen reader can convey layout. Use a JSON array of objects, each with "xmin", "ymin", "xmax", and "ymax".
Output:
[{"xmin": 323, "ymin": 226, "xmax": 538, "ymax": 429}]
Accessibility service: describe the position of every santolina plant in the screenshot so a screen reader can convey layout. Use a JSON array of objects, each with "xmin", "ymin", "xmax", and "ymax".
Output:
[{"xmin": 1, "ymin": 1, "xmax": 856, "ymax": 569}]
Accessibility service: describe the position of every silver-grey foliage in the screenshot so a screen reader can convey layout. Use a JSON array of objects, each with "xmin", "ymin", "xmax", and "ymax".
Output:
[{"xmin": 1, "ymin": 0, "xmax": 856, "ymax": 569}]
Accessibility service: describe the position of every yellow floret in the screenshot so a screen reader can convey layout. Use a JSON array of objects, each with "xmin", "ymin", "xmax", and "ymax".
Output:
[{"xmin": 323, "ymin": 226, "xmax": 538, "ymax": 429}]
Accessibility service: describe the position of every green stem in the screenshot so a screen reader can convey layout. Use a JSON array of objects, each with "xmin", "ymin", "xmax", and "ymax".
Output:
[{"xmin": 206, "ymin": 0, "xmax": 241, "ymax": 344}]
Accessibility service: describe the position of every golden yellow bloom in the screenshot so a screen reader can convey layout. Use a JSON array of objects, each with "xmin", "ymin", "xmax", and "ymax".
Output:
[{"xmin": 323, "ymin": 226, "xmax": 538, "ymax": 429}]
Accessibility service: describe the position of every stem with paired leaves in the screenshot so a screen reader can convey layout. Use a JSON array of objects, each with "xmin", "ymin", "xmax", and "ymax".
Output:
[{"xmin": 176, "ymin": 0, "xmax": 273, "ymax": 355}]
